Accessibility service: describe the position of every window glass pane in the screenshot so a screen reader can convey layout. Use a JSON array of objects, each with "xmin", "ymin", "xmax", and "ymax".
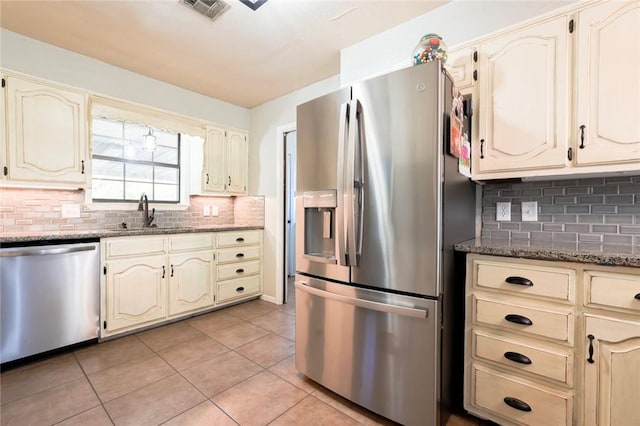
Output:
[
  {"xmin": 92, "ymin": 159, "xmax": 123, "ymax": 180},
  {"xmin": 92, "ymin": 135, "xmax": 124, "ymax": 158},
  {"xmin": 92, "ymin": 118, "xmax": 123, "ymax": 138},
  {"xmin": 124, "ymin": 123, "xmax": 147, "ymax": 143},
  {"xmin": 154, "ymin": 145, "xmax": 178, "ymax": 165},
  {"xmin": 126, "ymin": 164, "xmax": 154, "ymax": 183},
  {"xmin": 124, "ymin": 142, "xmax": 153, "ymax": 162},
  {"xmin": 156, "ymin": 131, "xmax": 178, "ymax": 149},
  {"xmin": 125, "ymin": 182, "xmax": 154, "ymax": 200},
  {"xmin": 154, "ymin": 167, "xmax": 179, "ymax": 185},
  {"xmin": 154, "ymin": 184, "xmax": 179, "ymax": 201},
  {"xmin": 92, "ymin": 179, "xmax": 124, "ymax": 200}
]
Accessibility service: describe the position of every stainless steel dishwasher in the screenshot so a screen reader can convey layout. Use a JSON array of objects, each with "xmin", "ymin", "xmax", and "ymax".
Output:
[{"xmin": 1, "ymin": 239, "xmax": 100, "ymax": 364}]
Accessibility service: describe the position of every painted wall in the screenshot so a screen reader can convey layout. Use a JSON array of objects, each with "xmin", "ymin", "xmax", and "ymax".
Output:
[
  {"xmin": 249, "ymin": 76, "xmax": 340, "ymax": 303},
  {"xmin": 340, "ymin": 0, "xmax": 575, "ymax": 85},
  {"xmin": 0, "ymin": 29, "xmax": 249, "ymax": 130}
]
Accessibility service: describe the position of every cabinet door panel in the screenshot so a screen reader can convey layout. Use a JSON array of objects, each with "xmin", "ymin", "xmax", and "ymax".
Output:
[
  {"xmin": 226, "ymin": 130, "xmax": 247, "ymax": 194},
  {"xmin": 105, "ymin": 256, "xmax": 166, "ymax": 333},
  {"xmin": 169, "ymin": 252, "xmax": 214, "ymax": 316},
  {"xmin": 445, "ymin": 47, "xmax": 475, "ymax": 89},
  {"xmin": 477, "ymin": 17, "xmax": 569, "ymax": 173},
  {"xmin": 583, "ymin": 315, "xmax": 640, "ymax": 426},
  {"xmin": 575, "ymin": 2, "xmax": 640, "ymax": 165},
  {"xmin": 203, "ymin": 126, "xmax": 225, "ymax": 192},
  {"xmin": 6, "ymin": 77, "xmax": 87, "ymax": 184}
]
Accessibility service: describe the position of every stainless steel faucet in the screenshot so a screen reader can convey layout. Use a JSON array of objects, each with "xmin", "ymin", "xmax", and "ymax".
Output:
[{"xmin": 137, "ymin": 193, "xmax": 156, "ymax": 227}]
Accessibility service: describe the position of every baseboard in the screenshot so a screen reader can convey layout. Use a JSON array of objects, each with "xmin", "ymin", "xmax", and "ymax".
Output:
[{"xmin": 260, "ymin": 294, "xmax": 279, "ymax": 305}]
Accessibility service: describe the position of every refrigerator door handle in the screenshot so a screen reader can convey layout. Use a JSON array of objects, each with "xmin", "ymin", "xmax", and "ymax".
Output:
[
  {"xmin": 336, "ymin": 101, "xmax": 350, "ymax": 266},
  {"xmin": 353, "ymin": 99, "xmax": 365, "ymax": 263},
  {"xmin": 295, "ymin": 281, "xmax": 428, "ymax": 319},
  {"xmin": 345, "ymin": 99, "xmax": 359, "ymax": 266}
]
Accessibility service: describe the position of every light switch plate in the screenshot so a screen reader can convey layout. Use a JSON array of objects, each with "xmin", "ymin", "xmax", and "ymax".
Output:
[
  {"xmin": 203, "ymin": 205, "xmax": 211, "ymax": 216},
  {"xmin": 496, "ymin": 202, "xmax": 511, "ymax": 221},
  {"xmin": 522, "ymin": 201, "xmax": 538, "ymax": 222},
  {"xmin": 61, "ymin": 204, "xmax": 81, "ymax": 218},
  {"xmin": 211, "ymin": 205, "xmax": 219, "ymax": 217}
]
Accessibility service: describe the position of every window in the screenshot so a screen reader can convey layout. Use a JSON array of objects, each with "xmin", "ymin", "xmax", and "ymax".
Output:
[{"xmin": 91, "ymin": 117, "xmax": 180, "ymax": 203}]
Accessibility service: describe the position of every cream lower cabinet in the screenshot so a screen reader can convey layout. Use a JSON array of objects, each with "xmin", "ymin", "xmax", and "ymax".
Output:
[
  {"xmin": 465, "ymin": 254, "xmax": 640, "ymax": 425},
  {"xmin": 167, "ymin": 233, "xmax": 215, "ymax": 317},
  {"xmin": 582, "ymin": 268, "xmax": 640, "ymax": 426},
  {"xmin": 465, "ymin": 254, "xmax": 576, "ymax": 426},
  {"xmin": 216, "ymin": 229, "xmax": 262, "ymax": 305},
  {"xmin": 101, "ymin": 233, "xmax": 215, "ymax": 337}
]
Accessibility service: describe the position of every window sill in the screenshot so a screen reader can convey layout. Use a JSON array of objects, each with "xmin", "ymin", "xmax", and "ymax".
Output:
[{"xmin": 85, "ymin": 202, "xmax": 190, "ymax": 211}]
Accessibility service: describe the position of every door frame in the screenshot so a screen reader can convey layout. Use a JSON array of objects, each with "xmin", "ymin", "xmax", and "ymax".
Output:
[{"xmin": 275, "ymin": 122, "xmax": 296, "ymax": 305}]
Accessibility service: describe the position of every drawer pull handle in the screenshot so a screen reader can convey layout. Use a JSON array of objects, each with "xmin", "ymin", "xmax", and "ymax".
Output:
[
  {"xmin": 236, "ymin": 286, "xmax": 245, "ymax": 292},
  {"xmin": 504, "ymin": 351, "xmax": 532, "ymax": 365},
  {"xmin": 505, "ymin": 276, "xmax": 533, "ymax": 287},
  {"xmin": 236, "ymin": 237, "xmax": 245, "ymax": 243},
  {"xmin": 587, "ymin": 334, "xmax": 595, "ymax": 364},
  {"xmin": 236, "ymin": 253, "xmax": 245, "ymax": 258},
  {"xmin": 236, "ymin": 268, "xmax": 245, "ymax": 274},
  {"xmin": 505, "ymin": 314, "xmax": 533, "ymax": 326},
  {"xmin": 635, "ymin": 293, "xmax": 640, "ymax": 300},
  {"xmin": 504, "ymin": 397, "xmax": 532, "ymax": 412}
]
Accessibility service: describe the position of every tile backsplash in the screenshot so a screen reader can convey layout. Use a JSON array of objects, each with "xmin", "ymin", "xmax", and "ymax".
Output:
[
  {"xmin": 0, "ymin": 188, "xmax": 264, "ymax": 234},
  {"xmin": 481, "ymin": 175, "xmax": 640, "ymax": 246}
]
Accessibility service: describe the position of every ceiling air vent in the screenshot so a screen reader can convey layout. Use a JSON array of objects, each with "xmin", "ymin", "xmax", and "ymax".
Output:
[{"xmin": 182, "ymin": 0, "xmax": 230, "ymax": 21}]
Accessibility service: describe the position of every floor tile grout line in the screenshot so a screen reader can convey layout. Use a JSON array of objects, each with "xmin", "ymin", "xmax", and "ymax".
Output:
[
  {"xmin": 264, "ymin": 391, "xmax": 312, "ymax": 425},
  {"xmin": 71, "ymin": 351, "xmax": 117, "ymax": 425}
]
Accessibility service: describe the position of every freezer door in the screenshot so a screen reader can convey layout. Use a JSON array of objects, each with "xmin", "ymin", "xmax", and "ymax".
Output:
[
  {"xmin": 295, "ymin": 276, "xmax": 439, "ymax": 426},
  {"xmin": 296, "ymin": 88, "xmax": 351, "ymax": 281},
  {"xmin": 350, "ymin": 61, "xmax": 444, "ymax": 296}
]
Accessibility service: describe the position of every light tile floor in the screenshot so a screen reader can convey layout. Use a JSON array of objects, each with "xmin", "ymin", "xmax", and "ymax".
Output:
[{"xmin": 1, "ymin": 284, "xmax": 484, "ymax": 426}]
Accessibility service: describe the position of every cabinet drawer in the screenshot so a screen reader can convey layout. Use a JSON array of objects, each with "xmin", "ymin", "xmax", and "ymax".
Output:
[
  {"xmin": 217, "ymin": 246, "xmax": 261, "ymax": 264},
  {"xmin": 218, "ymin": 276, "xmax": 261, "ymax": 302},
  {"xmin": 469, "ymin": 364, "xmax": 572, "ymax": 426},
  {"xmin": 168, "ymin": 233, "xmax": 214, "ymax": 252},
  {"xmin": 103, "ymin": 236, "xmax": 166, "ymax": 259},
  {"xmin": 473, "ymin": 295, "xmax": 574, "ymax": 345},
  {"xmin": 472, "ymin": 330, "xmax": 573, "ymax": 385},
  {"xmin": 217, "ymin": 260, "xmax": 260, "ymax": 281},
  {"xmin": 585, "ymin": 270, "xmax": 640, "ymax": 314},
  {"xmin": 217, "ymin": 230, "xmax": 261, "ymax": 247},
  {"xmin": 474, "ymin": 259, "xmax": 574, "ymax": 303}
]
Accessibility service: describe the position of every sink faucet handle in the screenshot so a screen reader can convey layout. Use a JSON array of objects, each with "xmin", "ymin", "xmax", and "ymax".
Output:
[{"xmin": 147, "ymin": 208, "xmax": 156, "ymax": 226}]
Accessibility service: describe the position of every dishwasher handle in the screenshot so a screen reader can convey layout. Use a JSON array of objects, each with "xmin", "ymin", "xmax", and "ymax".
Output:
[
  {"xmin": 295, "ymin": 281, "xmax": 428, "ymax": 319},
  {"xmin": 0, "ymin": 245, "xmax": 97, "ymax": 257}
]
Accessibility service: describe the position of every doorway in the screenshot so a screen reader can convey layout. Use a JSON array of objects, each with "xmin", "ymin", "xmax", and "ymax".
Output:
[{"xmin": 283, "ymin": 129, "xmax": 297, "ymax": 303}]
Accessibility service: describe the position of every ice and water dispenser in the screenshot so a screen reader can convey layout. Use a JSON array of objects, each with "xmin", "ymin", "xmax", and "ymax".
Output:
[{"xmin": 299, "ymin": 190, "xmax": 337, "ymax": 264}]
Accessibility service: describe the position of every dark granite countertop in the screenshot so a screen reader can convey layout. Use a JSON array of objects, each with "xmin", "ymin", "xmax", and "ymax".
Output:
[
  {"xmin": 0, "ymin": 225, "xmax": 263, "ymax": 244},
  {"xmin": 455, "ymin": 238, "xmax": 640, "ymax": 268}
]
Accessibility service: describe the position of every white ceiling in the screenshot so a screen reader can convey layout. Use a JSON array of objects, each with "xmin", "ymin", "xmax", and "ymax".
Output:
[{"xmin": 0, "ymin": 0, "xmax": 447, "ymax": 108}]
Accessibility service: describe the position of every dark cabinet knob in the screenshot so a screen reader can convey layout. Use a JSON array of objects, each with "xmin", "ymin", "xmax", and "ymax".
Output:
[
  {"xmin": 504, "ymin": 351, "xmax": 532, "ymax": 365},
  {"xmin": 236, "ymin": 286, "xmax": 245, "ymax": 293},
  {"xmin": 505, "ymin": 276, "xmax": 533, "ymax": 287},
  {"xmin": 505, "ymin": 314, "xmax": 533, "ymax": 326},
  {"xmin": 504, "ymin": 397, "xmax": 531, "ymax": 412}
]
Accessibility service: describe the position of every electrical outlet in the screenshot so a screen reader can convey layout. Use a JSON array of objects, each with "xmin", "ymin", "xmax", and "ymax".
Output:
[
  {"xmin": 203, "ymin": 205, "xmax": 211, "ymax": 216},
  {"xmin": 61, "ymin": 204, "xmax": 81, "ymax": 218},
  {"xmin": 496, "ymin": 202, "xmax": 511, "ymax": 221},
  {"xmin": 211, "ymin": 205, "xmax": 219, "ymax": 217},
  {"xmin": 522, "ymin": 201, "xmax": 538, "ymax": 221}
]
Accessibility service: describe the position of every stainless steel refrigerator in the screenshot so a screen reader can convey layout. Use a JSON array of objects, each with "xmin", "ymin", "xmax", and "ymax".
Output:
[{"xmin": 295, "ymin": 60, "xmax": 475, "ymax": 426}]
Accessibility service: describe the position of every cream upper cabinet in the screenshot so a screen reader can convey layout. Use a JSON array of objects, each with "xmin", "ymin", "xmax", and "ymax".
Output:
[
  {"xmin": 574, "ymin": 1, "xmax": 640, "ymax": 166},
  {"xmin": 0, "ymin": 77, "xmax": 7, "ymax": 180},
  {"xmin": 200, "ymin": 126, "xmax": 248, "ymax": 195},
  {"xmin": 583, "ymin": 315, "xmax": 640, "ymax": 426},
  {"xmin": 475, "ymin": 16, "xmax": 570, "ymax": 174},
  {"xmin": 445, "ymin": 46, "xmax": 477, "ymax": 90},
  {"xmin": 202, "ymin": 125, "xmax": 226, "ymax": 193},
  {"xmin": 4, "ymin": 75, "xmax": 88, "ymax": 185},
  {"xmin": 226, "ymin": 129, "xmax": 248, "ymax": 195}
]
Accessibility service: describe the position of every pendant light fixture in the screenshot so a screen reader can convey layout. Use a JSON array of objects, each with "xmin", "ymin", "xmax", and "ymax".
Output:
[{"xmin": 143, "ymin": 126, "xmax": 156, "ymax": 151}]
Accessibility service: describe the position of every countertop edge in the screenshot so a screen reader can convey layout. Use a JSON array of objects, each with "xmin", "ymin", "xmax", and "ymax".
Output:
[
  {"xmin": 455, "ymin": 239, "xmax": 640, "ymax": 268},
  {"xmin": 0, "ymin": 225, "xmax": 264, "ymax": 244}
]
